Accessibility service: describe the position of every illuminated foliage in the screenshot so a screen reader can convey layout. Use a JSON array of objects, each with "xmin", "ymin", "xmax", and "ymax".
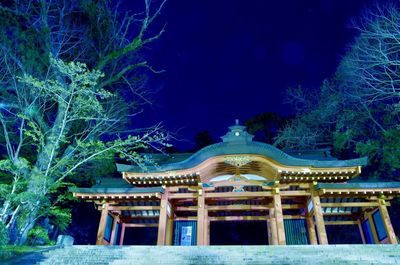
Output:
[{"xmin": 0, "ymin": 0, "xmax": 168, "ymax": 245}]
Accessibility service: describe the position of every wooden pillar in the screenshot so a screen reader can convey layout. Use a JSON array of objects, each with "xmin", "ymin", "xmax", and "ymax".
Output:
[
  {"xmin": 166, "ymin": 218, "xmax": 174, "ymax": 245},
  {"xmin": 197, "ymin": 188, "xmax": 206, "ymax": 245},
  {"xmin": 204, "ymin": 205, "xmax": 210, "ymax": 245},
  {"xmin": 357, "ymin": 219, "xmax": 366, "ymax": 244},
  {"xmin": 267, "ymin": 218, "xmax": 272, "ymax": 245},
  {"xmin": 378, "ymin": 199, "xmax": 398, "ymax": 244},
  {"xmin": 366, "ymin": 211, "xmax": 380, "ymax": 244},
  {"xmin": 109, "ymin": 215, "xmax": 119, "ymax": 245},
  {"xmin": 157, "ymin": 191, "xmax": 170, "ymax": 245},
  {"xmin": 96, "ymin": 203, "xmax": 109, "ymax": 245},
  {"xmin": 119, "ymin": 223, "xmax": 126, "ymax": 246},
  {"xmin": 273, "ymin": 193, "xmax": 286, "ymax": 245},
  {"xmin": 306, "ymin": 215, "xmax": 317, "ymax": 245},
  {"xmin": 269, "ymin": 209, "xmax": 278, "ymax": 245},
  {"xmin": 166, "ymin": 201, "xmax": 174, "ymax": 246},
  {"xmin": 311, "ymin": 191, "xmax": 328, "ymax": 244}
]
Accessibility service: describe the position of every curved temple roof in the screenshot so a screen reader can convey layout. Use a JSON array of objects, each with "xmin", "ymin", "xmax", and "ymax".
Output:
[{"xmin": 117, "ymin": 121, "xmax": 368, "ymax": 173}]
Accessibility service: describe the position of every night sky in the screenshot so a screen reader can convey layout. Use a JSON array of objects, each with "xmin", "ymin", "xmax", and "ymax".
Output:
[{"xmin": 127, "ymin": 0, "xmax": 373, "ymax": 149}]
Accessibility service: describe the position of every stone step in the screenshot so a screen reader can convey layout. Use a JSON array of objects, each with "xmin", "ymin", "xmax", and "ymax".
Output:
[{"xmin": 36, "ymin": 245, "xmax": 400, "ymax": 265}]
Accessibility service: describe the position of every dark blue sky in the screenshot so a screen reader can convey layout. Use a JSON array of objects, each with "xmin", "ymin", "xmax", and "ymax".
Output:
[{"xmin": 127, "ymin": 0, "xmax": 372, "ymax": 149}]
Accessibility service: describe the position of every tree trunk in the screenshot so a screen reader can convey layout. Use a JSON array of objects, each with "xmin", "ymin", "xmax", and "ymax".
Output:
[{"xmin": 13, "ymin": 210, "xmax": 37, "ymax": 246}]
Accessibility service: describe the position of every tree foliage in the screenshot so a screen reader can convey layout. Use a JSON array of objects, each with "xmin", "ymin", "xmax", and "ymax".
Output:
[
  {"xmin": 245, "ymin": 112, "xmax": 288, "ymax": 144},
  {"xmin": 0, "ymin": 0, "xmax": 168, "ymax": 245},
  {"xmin": 275, "ymin": 3, "xmax": 400, "ymax": 180}
]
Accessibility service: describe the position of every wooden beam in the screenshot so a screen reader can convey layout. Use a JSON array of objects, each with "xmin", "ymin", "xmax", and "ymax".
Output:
[
  {"xmin": 280, "ymin": 190, "xmax": 310, "ymax": 196},
  {"xmin": 321, "ymin": 202, "xmax": 383, "ymax": 208},
  {"xmin": 96, "ymin": 203, "xmax": 109, "ymax": 245},
  {"xmin": 319, "ymin": 189, "xmax": 400, "ymax": 196},
  {"xmin": 311, "ymin": 191, "xmax": 328, "ymax": 244},
  {"xmin": 378, "ymin": 199, "xmax": 398, "ymax": 244},
  {"xmin": 175, "ymin": 217, "xmax": 197, "ymax": 221},
  {"xmin": 206, "ymin": 205, "xmax": 268, "ymax": 211},
  {"xmin": 273, "ymin": 194, "xmax": 286, "ymax": 245},
  {"xmin": 175, "ymin": 206, "xmax": 198, "ymax": 212},
  {"xmin": 169, "ymin": 193, "xmax": 197, "ymax": 199},
  {"xmin": 167, "ymin": 186, "xmax": 199, "ymax": 192},
  {"xmin": 108, "ymin": 206, "xmax": 161, "ymax": 211},
  {"xmin": 124, "ymin": 223, "xmax": 158, "ymax": 228},
  {"xmin": 209, "ymin": 216, "xmax": 268, "ymax": 221},
  {"xmin": 157, "ymin": 192, "xmax": 170, "ymax": 245},
  {"xmin": 322, "ymin": 211, "xmax": 355, "ymax": 216},
  {"xmin": 205, "ymin": 191, "xmax": 272, "ymax": 198},
  {"xmin": 282, "ymin": 215, "xmax": 305, "ymax": 219},
  {"xmin": 125, "ymin": 215, "xmax": 160, "ymax": 219},
  {"xmin": 282, "ymin": 204, "xmax": 306, "ymax": 210},
  {"xmin": 325, "ymin": 221, "xmax": 358, "ymax": 225},
  {"xmin": 76, "ymin": 193, "xmax": 160, "ymax": 201}
]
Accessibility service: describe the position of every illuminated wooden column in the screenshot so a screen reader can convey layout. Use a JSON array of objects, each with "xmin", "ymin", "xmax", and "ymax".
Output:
[
  {"xmin": 197, "ymin": 187, "xmax": 206, "ymax": 245},
  {"xmin": 269, "ymin": 209, "xmax": 278, "ymax": 245},
  {"xmin": 109, "ymin": 215, "xmax": 119, "ymax": 245},
  {"xmin": 96, "ymin": 203, "xmax": 109, "ymax": 245},
  {"xmin": 266, "ymin": 217, "xmax": 272, "ymax": 245},
  {"xmin": 157, "ymin": 190, "xmax": 170, "ymax": 245},
  {"xmin": 311, "ymin": 190, "xmax": 328, "ymax": 244},
  {"xmin": 204, "ymin": 205, "xmax": 210, "ymax": 245},
  {"xmin": 357, "ymin": 219, "xmax": 366, "ymax": 244},
  {"xmin": 366, "ymin": 211, "xmax": 380, "ymax": 244},
  {"xmin": 166, "ymin": 202, "xmax": 174, "ymax": 246},
  {"xmin": 306, "ymin": 214, "xmax": 317, "ymax": 245},
  {"xmin": 119, "ymin": 223, "xmax": 126, "ymax": 245},
  {"xmin": 378, "ymin": 199, "xmax": 398, "ymax": 244},
  {"xmin": 273, "ymin": 193, "xmax": 286, "ymax": 245}
]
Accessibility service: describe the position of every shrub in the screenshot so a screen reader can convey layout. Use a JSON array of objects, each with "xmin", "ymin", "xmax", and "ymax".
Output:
[{"xmin": 28, "ymin": 226, "xmax": 52, "ymax": 246}]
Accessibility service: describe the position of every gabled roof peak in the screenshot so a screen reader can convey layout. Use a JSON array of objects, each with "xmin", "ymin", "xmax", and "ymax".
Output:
[{"xmin": 221, "ymin": 119, "xmax": 254, "ymax": 143}]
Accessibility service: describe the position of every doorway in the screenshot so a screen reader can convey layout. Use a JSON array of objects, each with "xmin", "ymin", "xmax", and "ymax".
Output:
[
  {"xmin": 210, "ymin": 221, "xmax": 268, "ymax": 245},
  {"xmin": 123, "ymin": 227, "xmax": 158, "ymax": 245}
]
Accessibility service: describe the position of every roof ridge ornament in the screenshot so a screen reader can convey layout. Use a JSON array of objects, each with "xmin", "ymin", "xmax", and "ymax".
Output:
[
  {"xmin": 224, "ymin": 155, "xmax": 252, "ymax": 167},
  {"xmin": 220, "ymin": 119, "xmax": 254, "ymax": 143}
]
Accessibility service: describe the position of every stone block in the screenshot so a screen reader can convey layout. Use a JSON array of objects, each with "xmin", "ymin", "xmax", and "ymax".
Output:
[{"xmin": 56, "ymin": 235, "xmax": 74, "ymax": 246}]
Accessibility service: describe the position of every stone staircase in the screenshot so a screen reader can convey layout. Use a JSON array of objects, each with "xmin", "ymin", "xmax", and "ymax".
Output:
[{"xmin": 23, "ymin": 245, "xmax": 400, "ymax": 265}]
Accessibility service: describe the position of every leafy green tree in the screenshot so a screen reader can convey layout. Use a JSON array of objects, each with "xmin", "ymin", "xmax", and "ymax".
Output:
[{"xmin": 0, "ymin": 0, "xmax": 168, "ymax": 245}]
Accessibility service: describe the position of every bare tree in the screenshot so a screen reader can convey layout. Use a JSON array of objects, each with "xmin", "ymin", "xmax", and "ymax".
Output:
[{"xmin": 339, "ymin": 4, "xmax": 400, "ymax": 110}]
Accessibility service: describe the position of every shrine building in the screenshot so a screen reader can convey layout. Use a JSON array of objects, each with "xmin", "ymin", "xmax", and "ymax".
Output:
[{"xmin": 72, "ymin": 121, "xmax": 400, "ymax": 246}]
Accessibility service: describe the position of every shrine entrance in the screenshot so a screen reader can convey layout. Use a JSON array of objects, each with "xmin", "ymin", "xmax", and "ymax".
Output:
[
  {"xmin": 210, "ymin": 221, "xmax": 268, "ymax": 245},
  {"xmin": 123, "ymin": 227, "xmax": 157, "ymax": 245},
  {"xmin": 73, "ymin": 122, "xmax": 399, "ymax": 247}
]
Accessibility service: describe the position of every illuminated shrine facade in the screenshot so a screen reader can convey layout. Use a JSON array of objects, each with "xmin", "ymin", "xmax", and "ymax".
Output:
[{"xmin": 72, "ymin": 122, "xmax": 400, "ymax": 245}]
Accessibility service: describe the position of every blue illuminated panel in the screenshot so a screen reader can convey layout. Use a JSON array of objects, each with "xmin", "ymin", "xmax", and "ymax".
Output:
[
  {"xmin": 362, "ymin": 219, "xmax": 374, "ymax": 244},
  {"xmin": 372, "ymin": 210, "xmax": 387, "ymax": 241},
  {"xmin": 104, "ymin": 214, "xmax": 113, "ymax": 242}
]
